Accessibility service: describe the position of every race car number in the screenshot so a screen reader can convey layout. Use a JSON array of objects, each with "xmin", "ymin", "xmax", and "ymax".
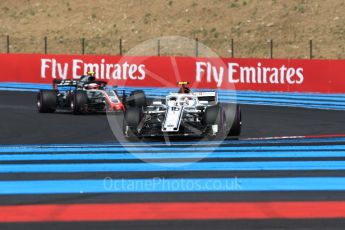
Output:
[{"xmin": 171, "ymin": 107, "xmax": 180, "ymax": 111}]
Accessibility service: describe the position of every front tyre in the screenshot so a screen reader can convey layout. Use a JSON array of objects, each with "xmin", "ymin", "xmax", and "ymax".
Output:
[
  {"xmin": 221, "ymin": 103, "xmax": 242, "ymax": 137},
  {"xmin": 123, "ymin": 107, "xmax": 141, "ymax": 138},
  {"xmin": 37, "ymin": 90, "xmax": 57, "ymax": 113},
  {"xmin": 72, "ymin": 91, "xmax": 88, "ymax": 115},
  {"xmin": 127, "ymin": 90, "xmax": 147, "ymax": 108}
]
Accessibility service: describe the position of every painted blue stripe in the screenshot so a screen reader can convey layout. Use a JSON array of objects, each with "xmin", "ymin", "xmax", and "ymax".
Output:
[
  {"xmin": 0, "ymin": 177, "xmax": 344, "ymax": 194},
  {"xmin": 146, "ymin": 91, "xmax": 345, "ymax": 101},
  {"xmin": 2, "ymin": 144, "xmax": 345, "ymax": 153},
  {"xmin": 124, "ymin": 87, "xmax": 345, "ymax": 98},
  {"xmin": 146, "ymin": 94, "xmax": 345, "ymax": 109},
  {"xmin": 146, "ymin": 92, "xmax": 345, "ymax": 104},
  {"xmin": 3, "ymin": 82, "xmax": 345, "ymax": 110},
  {"xmin": 235, "ymin": 102, "xmax": 345, "ymax": 110},
  {"xmin": 2, "ymin": 82, "xmax": 345, "ymax": 98},
  {"xmin": 224, "ymin": 96, "xmax": 345, "ymax": 106},
  {"xmin": 0, "ymin": 87, "xmax": 37, "ymax": 92},
  {"xmin": 3, "ymin": 82, "xmax": 345, "ymax": 101},
  {"xmin": 117, "ymin": 86, "xmax": 345, "ymax": 96},
  {"xmin": 139, "ymin": 90, "xmax": 345, "ymax": 99},
  {"xmin": 1, "ymin": 161, "xmax": 345, "ymax": 173},
  {"xmin": 131, "ymin": 89, "xmax": 345, "ymax": 109},
  {"xmin": 119, "ymin": 87, "xmax": 345, "ymax": 110},
  {"xmin": 217, "ymin": 97, "xmax": 345, "ymax": 105},
  {"xmin": 0, "ymin": 82, "xmax": 51, "ymax": 90},
  {"xmin": 233, "ymin": 100, "xmax": 345, "ymax": 108},
  {"xmin": 2, "ymin": 151, "xmax": 345, "ymax": 161},
  {"xmin": 3, "ymin": 89, "xmax": 342, "ymax": 110},
  {"xmin": 237, "ymin": 102, "xmax": 345, "ymax": 110}
]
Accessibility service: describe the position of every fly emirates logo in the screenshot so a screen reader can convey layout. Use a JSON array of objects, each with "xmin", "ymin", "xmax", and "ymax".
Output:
[
  {"xmin": 41, "ymin": 58, "xmax": 146, "ymax": 80},
  {"xmin": 196, "ymin": 61, "xmax": 304, "ymax": 87}
]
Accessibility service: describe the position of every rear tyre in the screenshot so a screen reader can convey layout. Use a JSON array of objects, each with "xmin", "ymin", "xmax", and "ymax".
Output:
[
  {"xmin": 123, "ymin": 107, "xmax": 142, "ymax": 138},
  {"xmin": 221, "ymin": 103, "xmax": 242, "ymax": 137},
  {"xmin": 203, "ymin": 104, "xmax": 227, "ymax": 139},
  {"xmin": 127, "ymin": 90, "xmax": 147, "ymax": 108},
  {"xmin": 71, "ymin": 91, "xmax": 88, "ymax": 115},
  {"xmin": 229, "ymin": 105, "xmax": 242, "ymax": 137},
  {"xmin": 37, "ymin": 90, "xmax": 57, "ymax": 113},
  {"xmin": 203, "ymin": 105, "xmax": 222, "ymax": 126}
]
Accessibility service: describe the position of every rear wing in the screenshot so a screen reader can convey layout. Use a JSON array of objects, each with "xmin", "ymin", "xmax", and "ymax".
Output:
[
  {"xmin": 52, "ymin": 79, "xmax": 78, "ymax": 90},
  {"xmin": 193, "ymin": 92, "xmax": 218, "ymax": 104},
  {"xmin": 52, "ymin": 79, "xmax": 108, "ymax": 90}
]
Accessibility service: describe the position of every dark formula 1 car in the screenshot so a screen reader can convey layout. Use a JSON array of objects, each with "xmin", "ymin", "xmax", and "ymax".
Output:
[
  {"xmin": 123, "ymin": 82, "xmax": 242, "ymax": 139},
  {"xmin": 37, "ymin": 75, "xmax": 125, "ymax": 114}
]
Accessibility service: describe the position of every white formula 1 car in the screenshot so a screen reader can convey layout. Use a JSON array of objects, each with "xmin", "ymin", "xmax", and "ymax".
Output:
[{"xmin": 123, "ymin": 82, "xmax": 241, "ymax": 139}]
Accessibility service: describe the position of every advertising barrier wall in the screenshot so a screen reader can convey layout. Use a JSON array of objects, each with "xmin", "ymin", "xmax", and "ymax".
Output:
[{"xmin": 0, "ymin": 53, "xmax": 344, "ymax": 93}]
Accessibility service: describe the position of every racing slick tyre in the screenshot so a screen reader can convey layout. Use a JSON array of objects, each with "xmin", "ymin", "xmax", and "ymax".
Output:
[
  {"xmin": 221, "ymin": 103, "xmax": 242, "ymax": 137},
  {"xmin": 203, "ymin": 104, "xmax": 223, "ymax": 126},
  {"xmin": 123, "ymin": 107, "xmax": 142, "ymax": 138},
  {"xmin": 37, "ymin": 90, "xmax": 57, "ymax": 113},
  {"xmin": 230, "ymin": 104, "xmax": 242, "ymax": 137},
  {"xmin": 127, "ymin": 90, "xmax": 147, "ymax": 108},
  {"xmin": 71, "ymin": 91, "xmax": 88, "ymax": 115},
  {"xmin": 204, "ymin": 104, "xmax": 228, "ymax": 140}
]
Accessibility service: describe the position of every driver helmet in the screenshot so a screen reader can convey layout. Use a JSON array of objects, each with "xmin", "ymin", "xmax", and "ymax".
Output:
[
  {"xmin": 178, "ymin": 85, "xmax": 191, "ymax": 94},
  {"xmin": 87, "ymin": 71, "xmax": 96, "ymax": 81},
  {"xmin": 177, "ymin": 81, "xmax": 191, "ymax": 93},
  {"xmin": 87, "ymin": 71, "xmax": 95, "ymax": 76}
]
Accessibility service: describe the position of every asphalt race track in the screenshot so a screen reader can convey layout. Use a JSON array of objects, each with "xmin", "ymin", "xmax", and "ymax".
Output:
[
  {"xmin": 2, "ymin": 91, "xmax": 345, "ymax": 144},
  {"xmin": 1, "ymin": 91, "xmax": 345, "ymax": 230}
]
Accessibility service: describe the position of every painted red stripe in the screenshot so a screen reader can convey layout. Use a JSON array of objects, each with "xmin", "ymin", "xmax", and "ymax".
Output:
[
  {"xmin": 1, "ymin": 201, "xmax": 345, "ymax": 222},
  {"xmin": 245, "ymin": 133, "xmax": 345, "ymax": 141},
  {"xmin": 304, "ymin": 133, "xmax": 345, "ymax": 139}
]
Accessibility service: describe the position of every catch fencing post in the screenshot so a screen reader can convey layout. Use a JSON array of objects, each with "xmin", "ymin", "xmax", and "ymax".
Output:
[
  {"xmin": 81, "ymin": 38, "xmax": 85, "ymax": 55},
  {"xmin": 270, "ymin": 39, "xmax": 273, "ymax": 59},
  {"xmin": 44, "ymin": 36, "xmax": 48, "ymax": 54},
  {"xmin": 119, "ymin": 38, "xmax": 122, "ymax": 56},
  {"xmin": 6, "ymin": 35, "xmax": 10, "ymax": 53},
  {"xmin": 157, "ymin": 39, "xmax": 160, "ymax": 56},
  {"xmin": 309, "ymin": 40, "xmax": 313, "ymax": 59},
  {"xmin": 231, "ymin": 38, "xmax": 234, "ymax": 58},
  {"xmin": 195, "ymin": 38, "xmax": 199, "ymax": 57}
]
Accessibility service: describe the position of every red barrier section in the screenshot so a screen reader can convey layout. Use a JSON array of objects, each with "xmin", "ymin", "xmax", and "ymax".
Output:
[
  {"xmin": 1, "ymin": 201, "xmax": 345, "ymax": 222},
  {"xmin": 0, "ymin": 53, "xmax": 345, "ymax": 93}
]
